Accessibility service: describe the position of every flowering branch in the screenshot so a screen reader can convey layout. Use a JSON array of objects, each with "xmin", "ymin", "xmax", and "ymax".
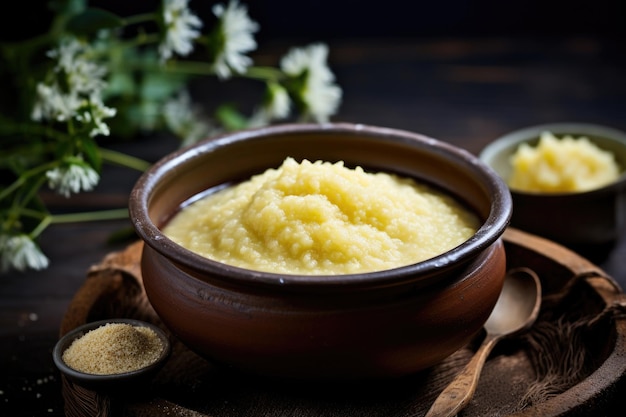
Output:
[{"xmin": 0, "ymin": 0, "xmax": 342, "ymax": 273}]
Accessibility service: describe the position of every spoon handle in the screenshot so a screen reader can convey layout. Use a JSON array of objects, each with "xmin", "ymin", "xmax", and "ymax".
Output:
[{"xmin": 425, "ymin": 334, "xmax": 500, "ymax": 417}]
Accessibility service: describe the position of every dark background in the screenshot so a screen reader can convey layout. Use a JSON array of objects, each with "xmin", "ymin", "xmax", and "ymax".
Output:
[
  {"xmin": 244, "ymin": 0, "xmax": 626, "ymax": 40},
  {"xmin": 3, "ymin": 0, "xmax": 626, "ymax": 42}
]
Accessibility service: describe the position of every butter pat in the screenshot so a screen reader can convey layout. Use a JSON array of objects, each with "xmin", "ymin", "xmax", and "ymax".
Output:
[{"xmin": 508, "ymin": 131, "xmax": 620, "ymax": 193}]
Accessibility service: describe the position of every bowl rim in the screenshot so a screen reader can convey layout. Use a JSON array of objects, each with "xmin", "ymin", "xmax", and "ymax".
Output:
[
  {"xmin": 479, "ymin": 122, "xmax": 626, "ymax": 197},
  {"xmin": 52, "ymin": 318, "xmax": 171, "ymax": 384},
  {"xmin": 129, "ymin": 122, "xmax": 512, "ymax": 287}
]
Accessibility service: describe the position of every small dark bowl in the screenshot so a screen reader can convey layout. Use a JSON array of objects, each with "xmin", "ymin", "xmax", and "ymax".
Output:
[
  {"xmin": 479, "ymin": 122, "xmax": 626, "ymax": 250},
  {"xmin": 52, "ymin": 318, "xmax": 171, "ymax": 392},
  {"xmin": 129, "ymin": 122, "xmax": 512, "ymax": 380}
]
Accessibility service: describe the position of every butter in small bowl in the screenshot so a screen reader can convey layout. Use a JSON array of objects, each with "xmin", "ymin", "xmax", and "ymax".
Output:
[
  {"xmin": 507, "ymin": 131, "xmax": 620, "ymax": 194},
  {"xmin": 479, "ymin": 122, "xmax": 626, "ymax": 253}
]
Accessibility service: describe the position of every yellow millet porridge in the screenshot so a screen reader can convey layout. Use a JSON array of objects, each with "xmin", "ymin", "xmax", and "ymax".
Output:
[
  {"xmin": 163, "ymin": 157, "xmax": 480, "ymax": 275},
  {"xmin": 508, "ymin": 131, "xmax": 620, "ymax": 193}
]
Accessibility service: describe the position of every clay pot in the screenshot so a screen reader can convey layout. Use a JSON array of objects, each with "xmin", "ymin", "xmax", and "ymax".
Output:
[{"xmin": 129, "ymin": 123, "xmax": 512, "ymax": 380}]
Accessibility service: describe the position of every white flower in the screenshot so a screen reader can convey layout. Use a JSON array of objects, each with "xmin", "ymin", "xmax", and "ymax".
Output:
[
  {"xmin": 31, "ymin": 39, "xmax": 115, "ymax": 137},
  {"xmin": 50, "ymin": 39, "xmax": 108, "ymax": 94},
  {"xmin": 280, "ymin": 43, "xmax": 342, "ymax": 123},
  {"xmin": 211, "ymin": 0, "xmax": 259, "ymax": 79},
  {"xmin": 159, "ymin": 0, "xmax": 203, "ymax": 62},
  {"xmin": 0, "ymin": 235, "xmax": 49, "ymax": 273},
  {"xmin": 75, "ymin": 95, "xmax": 117, "ymax": 137},
  {"xmin": 163, "ymin": 91, "xmax": 215, "ymax": 146},
  {"xmin": 46, "ymin": 157, "xmax": 100, "ymax": 198},
  {"xmin": 31, "ymin": 82, "xmax": 80, "ymax": 123}
]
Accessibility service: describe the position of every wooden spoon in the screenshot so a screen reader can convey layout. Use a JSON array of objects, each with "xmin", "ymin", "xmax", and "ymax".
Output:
[{"xmin": 425, "ymin": 267, "xmax": 542, "ymax": 417}]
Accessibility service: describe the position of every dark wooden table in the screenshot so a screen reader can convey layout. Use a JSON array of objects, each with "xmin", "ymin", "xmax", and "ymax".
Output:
[{"xmin": 2, "ymin": 36, "xmax": 626, "ymax": 416}]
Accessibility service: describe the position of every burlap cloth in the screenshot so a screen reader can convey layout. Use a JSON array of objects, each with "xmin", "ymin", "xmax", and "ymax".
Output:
[{"xmin": 58, "ymin": 228, "xmax": 626, "ymax": 417}]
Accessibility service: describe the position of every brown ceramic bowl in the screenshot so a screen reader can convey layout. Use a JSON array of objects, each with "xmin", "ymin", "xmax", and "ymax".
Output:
[
  {"xmin": 129, "ymin": 123, "xmax": 512, "ymax": 380},
  {"xmin": 479, "ymin": 122, "xmax": 626, "ymax": 252}
]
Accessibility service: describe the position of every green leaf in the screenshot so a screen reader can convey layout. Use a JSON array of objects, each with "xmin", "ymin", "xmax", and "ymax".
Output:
[
  {"xmin": 140, "ymin": 72, "xmax": 187, "ymax": 101},
  {"xmin": 81, "ymin": 137, "xmax": 102, "ymax": 171},
  {"xmin": 55, "ymin": 138, "xmax": 73, "ymax": 160},
  {"xmin": 66, "ymin": 8, "xmax": 124, "ymax": 36},
  {"xmin": 104, "ymin": 72, "xmax": 136, "ymax": 98},
  {"xmin": 215, "ymin": 104, "xmax": 248, "ymax": 131},
  {"xmin": 49, "ymin": 0, "xmax": 88, "ymax": 16}
]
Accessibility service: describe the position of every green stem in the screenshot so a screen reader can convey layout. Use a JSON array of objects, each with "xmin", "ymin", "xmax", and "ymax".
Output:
[
  {"xmin": 0, "ymin": 118, "xmax": 69, "ymax": 142},
  {"xmin": 29, "ymin": 215, "xmax": 52, "ymax": 239},
  {"xmin": 99, "ymin": 148, "xmax": 151, "ymax": 172},
  {"xmin": 162, "ymin": 59, "xmax": 217, "ymax": 76},
  {"xmin": 50, "ymin": 208, "xmax": 129, "ymax": 224},
  {"xmin": 123, "ymin": 12, "xmax": 158, "ymax": 27},
  {"xmin": 117, "ymin": 32, "xmax": 161, "ymax": 52},
  {"xmin": 17, "ymin": 176, "xmax": 48, "ymax": 212},
  {"xmin": 0, "ymin": 161, "xmax": 58, "ymax": 202},
  {"xmin": 0, "ymin": 31, "xmax": 55, "ymax": 57},
  {"xmin": 161, "ymin": 61, "xmax": 284, "ymax": 82},
  {"xmin": 243, "ymin": 66, "xmax": 285, "ymax": 82}
]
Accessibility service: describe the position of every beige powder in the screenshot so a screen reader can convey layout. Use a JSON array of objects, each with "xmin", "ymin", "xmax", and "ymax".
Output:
[{"xmin": 62, "ymin": 323, "xmax": 164, "ymax": 375}]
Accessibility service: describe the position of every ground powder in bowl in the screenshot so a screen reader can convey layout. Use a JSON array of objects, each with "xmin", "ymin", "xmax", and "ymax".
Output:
[
  {"xmin": 163, "ymin": 157, "xmax": 480, "ymax": 275},
  {"xmin": 508, "ymin": 131, "xmax": 620, "ymax": 193},
  {"xmin": 62, "ymin": 323, "xmax": 164, "ymax": 375}
]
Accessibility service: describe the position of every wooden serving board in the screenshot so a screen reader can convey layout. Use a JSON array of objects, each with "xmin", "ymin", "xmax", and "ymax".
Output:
[{"xmin": 59, "ymin": 228, "xmax": 626, "ymax": 417}]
